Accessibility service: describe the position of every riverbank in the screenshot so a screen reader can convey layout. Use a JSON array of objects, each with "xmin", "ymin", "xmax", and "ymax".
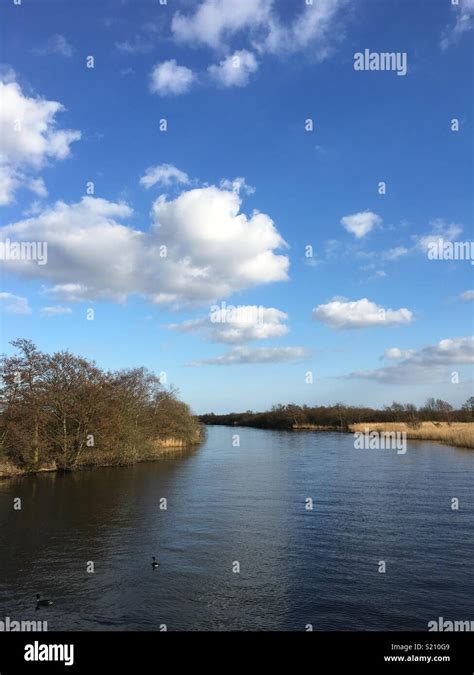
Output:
[
  {"xmin": 0, "ymin": 340, "xmax": 203, "ymax": 480},
  {"xmin": 292, "ymin": 423, "xmax": 340, "ymax": 431},
  {"xmin": 0, "ymin": 431, "xmax": 203, "ymax": 479},
  {"xmin": 200, "ymin": 400, "xmax": 473, "ymax": 436},
  {"xmin": 348, "ymin": 422, "xmax": 474, "ymax": 449},
  {"xmin": 203, "ymin": 419, "xmax": 473, "ymax": 450}
]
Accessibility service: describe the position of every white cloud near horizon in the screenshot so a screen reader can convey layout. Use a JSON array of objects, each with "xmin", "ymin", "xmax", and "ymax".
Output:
[
  {"xmin": 39, "ymin": 305, "xmax": 72, "ymax": 316},
  {"xmin": 1, "ymin": 185, "xmax": 289, "ymax": 305},
  {"xmin": 313, "ymin": 298, "xmax": 413, "ymax": 329},
  {"xmin": 349, "ymin": 337, "xmax": 474, "ymax": 384},
  {"xmin": 0, "ymin": 292, "xmax": 32, "ymax": 315},
  {"xmin": 150, "ymin": 60, "xmax": 195, "ymax": 95},
  {"xmin": 187, "ymin": 345, "xmax": 310, "ymax": 366},
  {"xmin": 168, "ymin": 305, "xmax": 288, "ymax": 343},
  {"xmin": 383, "ymin": 347, "xmax": 415, "ymax": 361},
  {"xmin": 0, "ymin": 74, "xmax": 81, "ymax": 205}
]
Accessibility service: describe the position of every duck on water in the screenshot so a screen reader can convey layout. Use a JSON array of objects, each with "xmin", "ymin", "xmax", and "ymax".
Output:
[{"xmin": 35, "ymin": 594, "xmax": 53, "ymax": 610}]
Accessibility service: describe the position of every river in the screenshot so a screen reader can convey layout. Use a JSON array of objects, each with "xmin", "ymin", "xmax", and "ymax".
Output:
[{"xmin": 0, "ymin": 426, "xmax": 473, "ymax": 631}]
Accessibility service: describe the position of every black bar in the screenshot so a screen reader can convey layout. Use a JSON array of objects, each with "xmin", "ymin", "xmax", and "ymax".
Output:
[{"xmin": 0, "ymin": 631, "xmax": 472, "ymax": 673}]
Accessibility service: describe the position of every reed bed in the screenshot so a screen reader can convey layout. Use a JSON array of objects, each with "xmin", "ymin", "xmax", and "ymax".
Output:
[{"xmin": 348, "ymin": 422, "xmax": 474, "ymax": 449}]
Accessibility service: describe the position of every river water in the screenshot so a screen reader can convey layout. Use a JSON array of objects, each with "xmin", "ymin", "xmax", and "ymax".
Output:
[{"xmin": 0, "ymin": 426, "xmax": 473, "ymax": 631}]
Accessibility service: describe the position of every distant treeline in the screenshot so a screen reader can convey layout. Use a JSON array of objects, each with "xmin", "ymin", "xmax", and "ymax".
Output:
[
  {"xmin": 200, "ymin": 399, "xmax": 474, "ymax": 431},
  {"xmin": 0, "ymin": 339, "xmax": 200, "ymax": 475}
]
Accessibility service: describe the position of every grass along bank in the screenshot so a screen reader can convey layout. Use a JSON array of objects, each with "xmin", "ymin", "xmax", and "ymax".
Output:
[
  {"xmin": 201, "ymin": 400, "xmax": 474, "ymax": 449},
  {"xmin": 349, "ymin": 422, "xmax": 474, "ymax": 449}
]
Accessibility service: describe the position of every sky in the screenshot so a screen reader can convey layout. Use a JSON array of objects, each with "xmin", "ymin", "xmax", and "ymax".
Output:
[{"xmin": 0, "ymin": 0, "xmax": 473, "ymax": 414}]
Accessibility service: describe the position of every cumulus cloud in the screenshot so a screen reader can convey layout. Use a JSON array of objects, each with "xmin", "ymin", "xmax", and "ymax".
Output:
[
  {"xmin": 188, "ymin": 345, "xmax": 310, "ymax": 366},
  {"xmin": 460, "ymin": 290, "xmax": 474, "ymax": 301},
  {"xmin": 168, "ymin": 305, "xmax": 288, "ymax": 343},
  {"xmin": 149, "ymin": 60, "xmax": 195, "ymax": 95},
  {"xmin": 39, "ymin": 305, "xmax": 72, "ymax": 316},
  {"xmin": 0, "ymin": 75, "xmax": 81, "ymax": 205},
  {"xmin": 341, "ymin": 211, "xmax": 382, "ymax": 239},
  {"xmin": 1, "ymin": 186, "xmax": 289, "ymax": 305},
  {"xmin": 139, "ymin": 164, "xmax": 190, "ymax": 189},
  {"xmin": 149, "ymin": 0, "xmax": 350, "ymax": 93},
  {"xmin": 441, "ymin": 0, "xmax": 474, "ymax": 49},
  {"xmin": 313, "ymin": 298, "xmax": 413, "ymax": 329},
  {"xmin": 349, "ymin": 337, "xmax": 474, "ymax": 384},
  {"xmin": 383, "ymin": 347, "xmax": 415, "ymax": 361},
  {"xmin": 0, "ymin": 292, "xmax": 31, "ymax": 314},
  {"xmin": 171, "ymin": 0, "xmax": 348, "ymax": 59},
  {"xmin": 260, "ymin": 0, "xmax": 348, "ymax": 57},
  {"xmin": 208, "ymin": 50, "xmax": 258, "ymax": 87},
  {"xmin": 0, "ymin": 167, "xmax": 47, "ymax": 205},
  {"xmin": 172, "ymin": 0, "xmax": 272, "ymax": 49},
  {"xmin": 34, "ymin": 34, "xmax": 74, "ymax": 58}
]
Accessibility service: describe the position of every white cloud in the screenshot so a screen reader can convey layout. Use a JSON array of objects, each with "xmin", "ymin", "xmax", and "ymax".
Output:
[
  {"xmin": 34, "ymin": 34, "xmax": 73, "ymax": 58},
  {"xmin": 140, "ymin": 164, "xmax": 190, "ymax": 189},
  {"xmin": 149, "ymin": 60, "xmax": 195, "ymax": 96},
  {"xmin": 40, "ymin": 305, "xmax": 72, "ymax": 316},
  {"xmin": 341, "ymin": 211, "xmax": 382, "ymax": 239},
  {"xmin": 350, "ymin": 337, "xmax": 474, "ymax": 384},
  {"xmin": 149, "ymin": 185, "xmax": 289, "ymax": 301},
  {"xmin": 168, "ymin": 305, "xmax": 288, "ymax": 343},
  {"xmin": 2, "ymin": 186, "xmax": 289, "ymax": 306},
  {"xmin": 441, "ymin": 0, "xmax": 474, "ymax": 49},
  {"xmin": 43, "ymin": 284, "xmax": 91, "ymax": 303},
  {"xmin": 115, "ymin": 38, "xmax": 153, "ymax": 54},
  {"xmin": 415, "ymin": 219, "xmax": 463, "ymax": 252},
  {"xmin": 208, "ymin": 50, "xmax": 258, "ymax": 87},
  {"xmin": 0, "ymin": 292, "xmax": 31, "ymax": 314},
  {"xmin": 382, "ymin": 246, "xmax": 409, "ymax": 261},
  {"xmin": 260, "ymin": 0, "xmax": 348, "ymax": 57},
  {"xmin": 0, "ymin": 75, "xmax": 81, "ymax": 205},
  {"xmin": 171, "ymin": 0, "xmax": 348, "ymax": 60},
  {"xmin": 313, "ymin": 298, "xmax": 413, "ymax": 329},
  {"xmin": 383, "ymin": 347, "xmax": 415, "ymax": 361},
  {"xmin": 172, "ymin": 0, "xmax": 272, "ymax": 49},
  {"xmin": 460, "ymin": 290, "xmax": 474, "ymax": 301},
  {"xmin": 368, "ymin": 270, "xmax": 386, "ymax": 280},
  {"xmin": 188, "ymin": 345, "xmax": 310, "ymax": 366},
  {"xmin": 219, "ymin": 176, "xmax": 255, "ymax": 195},
  {"xmin": 163, "ymin": 0, "xmax": 350, "ymax": 92}
]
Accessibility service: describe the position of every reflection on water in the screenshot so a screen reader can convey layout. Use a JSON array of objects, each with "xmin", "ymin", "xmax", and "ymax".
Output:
[{"xmin": 0, "ymin": 426, "xmax": 473, "ymax": 631}]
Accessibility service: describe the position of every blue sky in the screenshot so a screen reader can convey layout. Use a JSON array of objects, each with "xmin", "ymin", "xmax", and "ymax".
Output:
[{"xmin": 0, "ymin": 0, "xmax": 473, "ymax": 413}]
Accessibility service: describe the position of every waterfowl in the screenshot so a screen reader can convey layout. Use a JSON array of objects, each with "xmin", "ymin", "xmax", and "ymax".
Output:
[
  {"xmin": 36, "ymin": 594, "xmax": 53, "ymax": 609},
  {"xmin": 151, "ymin": 556, "xmax": 160, "ymax": 569}
]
